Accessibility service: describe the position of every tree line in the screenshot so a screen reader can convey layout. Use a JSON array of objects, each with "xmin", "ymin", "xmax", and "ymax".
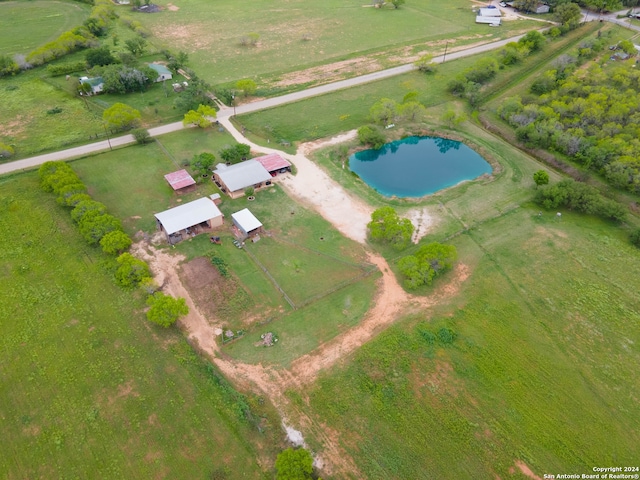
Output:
[{"xmin": 38, "ymin": 161, "xmax": 188, "ymax": 327}]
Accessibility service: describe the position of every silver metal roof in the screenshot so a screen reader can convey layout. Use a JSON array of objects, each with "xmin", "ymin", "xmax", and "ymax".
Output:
[
  {"xmin": 214, "ymin": 159, "xmax": 272, "ymax": 192},
  {"xmin": 154, "ymin": 197, "xmax": 223, "ymax": 235}
]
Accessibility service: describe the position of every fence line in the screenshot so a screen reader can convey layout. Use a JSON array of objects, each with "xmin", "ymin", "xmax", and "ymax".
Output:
[{"xmin": 242, "ymin": 246, "xmax": 297, "ymax": 309}]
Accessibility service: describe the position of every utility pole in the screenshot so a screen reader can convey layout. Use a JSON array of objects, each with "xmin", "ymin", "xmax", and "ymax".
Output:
[{"xmin": 443, "ymin": 41, "xmax": 449, "ymax": 63}]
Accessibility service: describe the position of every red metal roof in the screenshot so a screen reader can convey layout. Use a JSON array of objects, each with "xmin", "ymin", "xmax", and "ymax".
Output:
[
  {"xmin": 164, "ymin": 169, "xmax": 196, "ymax": 190},
  {"xmin": 254, "ymin": 153, "xmax": 291, "ymax": 172}
]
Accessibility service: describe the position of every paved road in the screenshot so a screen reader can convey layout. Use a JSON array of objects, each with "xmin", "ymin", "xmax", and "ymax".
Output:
[{"xmin": 0, "ymin": 25, "xmax": 602, "ymax": 176}]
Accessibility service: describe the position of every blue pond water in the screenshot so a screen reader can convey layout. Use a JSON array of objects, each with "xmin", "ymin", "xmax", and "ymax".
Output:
[{"xmin": 349, "ymin": 136, "xmax": 492, "ymax": 198}]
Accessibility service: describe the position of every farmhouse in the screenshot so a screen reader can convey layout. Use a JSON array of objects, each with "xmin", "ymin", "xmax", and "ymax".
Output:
[
  {"xmin": 231, "ymin": 208, "xmax": 263, "ymax": 240},
  {"xmin": 154, "ymin": 196, "xmax": 224, "ymax": 244},
  {"xmin": 148, "ymin": 63, "xmax": 173, "ymax": 82},
  {"xmin": 79, "ymin": 76, "xmax": 104, "ymax": 95},
  {"xmin": 164, "ymin": 169, "xmax": 196, "ymax": 193},
  {"xmin": 213, "ymin": 159, "xmax": 273, "ymax": 198},
  {"xmin": 253, "ymin": 153, "xmax": 292, "ymax": 177}
]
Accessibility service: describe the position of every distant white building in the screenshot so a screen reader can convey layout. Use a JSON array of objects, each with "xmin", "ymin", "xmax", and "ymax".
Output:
[
  {"xmin": 479, "ymin": 7, "xmax": 502, "ymax": 16},
  {"xmin": 147, "ymin": 63, "xmax": 173, "ymax": 82},
  {"xmin": 79, "ymin": 76, "xmax": 104, "ymax": 95}
]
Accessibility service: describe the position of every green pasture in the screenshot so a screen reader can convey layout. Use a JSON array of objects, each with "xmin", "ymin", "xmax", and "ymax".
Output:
[
  {"xmin": 236, "ymin": 24, "xmax": 601, "ymax": 150},
  {"xmin": 136, "ymin": 0, "xmax": 539, "ymax": 85},
  {"xmin": 0, "ymin": 0, "xmax": 90, "ymax": 56},
  {"xmin": 224, "ymin": 274, "xmax": 379, "ymax": 368},
  {"xmin": 304, "ymin": 208, "xmax": 640, "ymax": 478},
  {"xmin": 0, "ymin": 173, "xmax": 280, "ymax": 478}
]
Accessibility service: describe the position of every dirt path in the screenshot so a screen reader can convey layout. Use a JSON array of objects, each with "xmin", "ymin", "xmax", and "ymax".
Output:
[{"xmin": 130, "ymin": 124, "xmax": 470, "ymax": 477}]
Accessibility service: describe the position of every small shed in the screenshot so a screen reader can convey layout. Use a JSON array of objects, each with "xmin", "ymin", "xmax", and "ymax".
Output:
[
  {"xmin": 213, "ymin": 159, "xmax": 273, "ymax": 198},
  {"xmin": 479, "ymin": 7, "xmax": 502, "ymax": 16},
  {"xmin": 164, "ymin": 169, "xmax": 196, "ymax": 193},
  {"xmin": 254, "ymin": 153, "xmax": 292, "ymax": 177},
  {"xmin": 155, "ymin": 197, "xmax": 224, "ymax": 244},
  {"xmin": 148, "ymin": 63, "xmax": 173, "ymax": 82},
  {"xmin": 231, "ymin": 208, "xmax": 263, "ymax": 239},
  {"xmin": 534, "ymin": 4, "xmax": 550, "ymax": 13},
  {"xmin": 79, "ymin": 76, "xmax": 104, "ymax": 95}
]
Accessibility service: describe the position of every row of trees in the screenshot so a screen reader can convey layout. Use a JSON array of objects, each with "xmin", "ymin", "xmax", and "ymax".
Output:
[
  {"xmin": 367, "ymin": 207, "xmax": 458, "ymax": 289},
  {"xmin": 499, "ymin": 45, "xmax": 640, "ymax": 193},
  {"xmin": 38, "ymin": 161, "xmax": 188, "ymax": 327}
]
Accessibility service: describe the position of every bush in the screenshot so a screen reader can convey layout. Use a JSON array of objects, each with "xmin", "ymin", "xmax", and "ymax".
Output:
[
  {"xmin": 437, "ymin": 327, "xmax": 457, "ymax": 345},
  {"xmin": 0, "ymin": 142, "xmax": 15, "ymax": 158},
  {"xmin": 367, "ymin": 206, "xmax": 414, "ymax": 251},
  {"xmin": 275, "ymin": 448, "xmax": 313, "ymax": 480},
  {"xmin": 146, "ymin": 292, "xmax": 189, "ymax": 327},
  {"xmin": 115, "ymin": 253, "xmax": 151, "ymax": 289},
  {"xmin": 47, "ymin": 60, "xmax": 88, "ymax": 76},
  {"xmin": 357, "ymin": 125, "xmax": 385, "ymax": 149},
  {"xmin": 78, "ymin": 213, "xmax": 122, "ymax": 245},
  {"xmin": 630, "ymin": 228, "xmax": 640, "ymax": 248},
  {"xmin": 100, "ymin": 230, "xmax": 132, "ymax": 255},
  {"xmin": 132, "ymin": 128, "xmax": 151, "ymax": 145}
]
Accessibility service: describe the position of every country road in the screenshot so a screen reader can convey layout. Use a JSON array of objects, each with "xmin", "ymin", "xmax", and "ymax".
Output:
[{"xmin": 0, "ymin": 16, "xmax": 627, "ymax": 176}]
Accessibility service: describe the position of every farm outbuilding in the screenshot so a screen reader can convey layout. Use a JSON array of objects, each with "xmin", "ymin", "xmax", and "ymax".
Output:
[
  {"xmin": 164, "ymin": 169, "xmax": 196, "ymax": 193},
  {"xmin": 79, "ymin": 76, "xmax": 104, "ymax": 95},
  {"xmin": 154, "ymin": 196, "xmax": 224, "ymax": 244},
  {"xmin": 253, "ymin": 153, "xmax": 292, "ymax": 177},
  {"xmin": 478, "ymin": 7, "xmax": 502, "ymax": 16},
  {"xmin": 533, "ymin": 4, "xmax": 550, "ymax": 13},
  {"xmin": 148, "ymin": 63, "xmax": 173, "ymax": 82},
  {"xmin": 213, "ymin": 159, "xmax": 273, "ymax": 198},
  {"xmin": 231, "ymin": 208, "xmax": 263, "ymax": 239}
]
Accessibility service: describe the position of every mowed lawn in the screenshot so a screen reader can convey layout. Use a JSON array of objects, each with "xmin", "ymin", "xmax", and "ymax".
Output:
[
  {"xmin": 304, "ymin": 208, "xmax": 640, "ymax": 478},
  {"xmin": 0, "ymin": 0, "xmax": 90, "ymax": 56},
  {"xmin": 0, "ymin": 173, "xmax": 278, "ymax": 478},
  {"xmin": 137, "ymin": 0, "xmax": 539, "ymax": 84}
]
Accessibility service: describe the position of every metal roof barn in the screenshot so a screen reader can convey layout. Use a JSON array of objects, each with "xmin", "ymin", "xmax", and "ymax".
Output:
[
  {"xmin": 214, "ymin": 159, "xmax": 272, "ymax": 193},
  {"xmin": 253, "ymin": 153, "xmax": 291, "ymax": 173},
  {"xmin": 231, "ymin": 208, "xmax": 262, "ymax": 237},
  {"xmin": 154, "ymin": 197, "xmax": 223, "ymax": 235},
  {"xmin": 164, "ymin": 169, "xmax": 196, "ymax": 190},
  {"xmin": 479, "ymin": 7, "xmax": 502, "ymax": 16}
]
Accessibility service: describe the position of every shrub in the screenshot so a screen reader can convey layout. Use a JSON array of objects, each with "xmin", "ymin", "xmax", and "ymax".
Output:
[
  {"xmin": 78, "ymin": 213, "xmax": 122, "ymax": 245},
  {"xmin": 132, "ymin": 128, "xmax": 151, "ymax": 145},
  {"xmin": 0, "ymin": 142, "xmax": 15, "ymax": 158},
  {"xmin": 146, "ymin": 292, "xmax": 189, "ymax": 327},
  {"xmin": 115, "ymin": 253, "xmax": 151, "ymax": 289},
  {"xmin": 630, "ymin": 228, "xmax": 640, "ymax": 248},
  {"xmin": 437, "ymin": 327, "xmax": 457, "ymax": 345},
  {"xmin": 357, "ymin": 125, "xmax": 385, "ymax": 149},
  {"xmin": 100, "ymin": 230, "xmax": 132, "ymax": 255}
]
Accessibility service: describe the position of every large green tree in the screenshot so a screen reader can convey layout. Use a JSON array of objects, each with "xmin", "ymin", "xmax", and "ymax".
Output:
[
  {"xmin": 100, "ymin": 230, "xmax": 132, "ymax": 255},
  {"xmin": 235, "ymin": 78, "xmax": 257, "ymax": 97},
  {"xmin": 533, "ymin": 170, "xmax": 550, "ymax": 187},
  {"xmin": 103, "ymin": 103, "xmax": 141, "ymax": 131},
  {"xmin": 369, "ymin": 98, "xmax": 398, "ymax": 125},
  {"xmin": 146, "ymin": 293, "xmax": 189, "ymax": 327},
  {"xmin": 275, "ymin": 448, "xmax": 313, "ymax": 480},
  {"xmin": 367, "ymin": 206, "xmax": 414, "ymax": 251},
  {"xmin": 554, "ymin": 2, "xmax": 582, "ymax": 29},
  {"xmin": 397, "ymin": 242, "xmax": 458, "ymax": 289},
  {"xmin": 183, "ymin": 104, "xmax": 217, "ymax": 128}
]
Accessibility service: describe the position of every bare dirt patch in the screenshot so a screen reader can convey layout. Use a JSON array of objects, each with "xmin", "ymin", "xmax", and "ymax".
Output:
[
  {"xmin": 166, "ymin": 3, "xmax": 179, "ymax": 11},
  {"xmin": 514, "ymin": 460, "xmax": 543, "ymax": 480},
  {"xmin": 275, "ymin": 57, "xmax": 383, "ymax": 88},
  {"xmin": 179, "ymin": 256, "xmax": 227, "ymax": 322}
]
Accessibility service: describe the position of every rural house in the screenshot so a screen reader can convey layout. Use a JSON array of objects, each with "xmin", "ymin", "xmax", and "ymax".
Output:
[
  {"xmin": 253, "ymin": 153, "xmax": 292, "ymax": 177},
  {"xmin": 154, "ymin": 196, "xmax": 224, "ymax": 244},
  {"xmin": 148, "ymin": 63, "xmax": 173, "ymax": 82},
  {"xmin": 213, "ymin": 159, "xmax": 273, "ymax": 198},
  {"xmin": 164, "ymin": 169, "xmax": 196, "ymax": 194},
  {"xmin": 231, "ymin": 208, "xmax": 263, "ymax": 240},
  {"xmin": 79, "ymin": 76, "xmax": 104, "ymax": 95}
]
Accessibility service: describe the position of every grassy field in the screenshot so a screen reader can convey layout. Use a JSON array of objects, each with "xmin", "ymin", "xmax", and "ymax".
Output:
[
  {"xmin": 0, "ymin": 0, "xmax": 90, "ymax": 56},
  {"xmin": 301, "ymin": 207, "xmax": 640, "ymax": 478},
  {"xmin": 224, "ymin": 274, "xmax": 379, "ymax": 368},
  {"xmin": 0, "ymin": 172, "xmax": 281, "ymax": 478},
  {"xmin": 136, "ymin": 0, "xmax": 540, "ymax": 86}
]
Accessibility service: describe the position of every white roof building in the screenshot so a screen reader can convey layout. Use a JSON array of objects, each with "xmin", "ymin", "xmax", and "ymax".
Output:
[
  {"xmin": 213, "ymin": 159, "xmax": 272, "ymax": 198},
  {"xmin": 231, "ymin": 208, "xmax": 262, "ymax": 238},
  {"xmin": 154, "ymin": 197, "xmax": 223, "ymax": 236},
  {"xmin": 479, "ymin": 7, "xmax": 502, "ymax": 16}
]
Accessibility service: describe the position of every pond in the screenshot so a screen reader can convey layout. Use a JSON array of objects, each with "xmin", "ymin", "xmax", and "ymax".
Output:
[{"xmin": 349, "ymin": 136, "xmax": 492, "ymax": 198}]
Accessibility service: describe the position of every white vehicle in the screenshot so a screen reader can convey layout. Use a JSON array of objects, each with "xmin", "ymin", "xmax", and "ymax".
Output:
[{"xmin": 499, "ymin": 1, "xmax": 507, "ymax": 6}]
